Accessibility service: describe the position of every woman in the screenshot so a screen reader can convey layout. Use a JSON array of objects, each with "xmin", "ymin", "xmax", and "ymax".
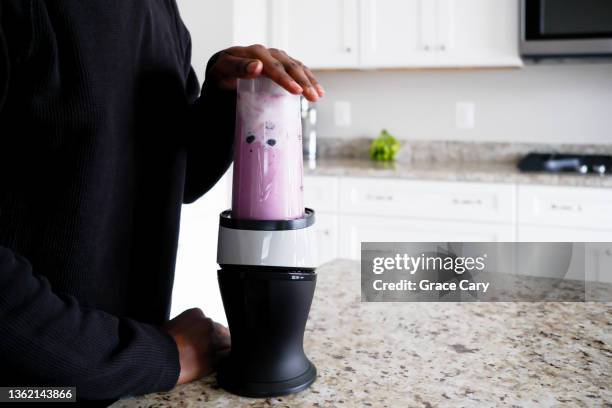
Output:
[{"xmin": 0, "ymin": 0, "xmax": 323, "ymax": 403}]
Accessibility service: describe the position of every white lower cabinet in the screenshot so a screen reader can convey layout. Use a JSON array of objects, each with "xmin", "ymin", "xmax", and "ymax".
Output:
[
  {"xmin": 305, "ymin": 175, "xmax": 517, "ymax": 261},
  {"xmin": 587, "ymin": 243, "xmax": 612, "ymax": 284},
  {"xmin": 339, "ymin": 177, "xmax": 516, "ymax": 223},
  {"xmin": 518, "ymin": 226, "xmax": 612, "ymax": 242},
  {"xmin": 313, "ymin": 212, "xmax": 339, "ymax": 265},
  {"xmin": 305, "ymin": 175, "xmax": 612, "ymax": 278},
  {"xmin": 518, "ymin": 226, "xmax": 612, "ymax": 283},
  {"xmin": 337, "ymin": 176, "xmax": 516, "ymax": 259},
  {"xmin": 304, "ymin": 176, "xmax": 340, "ymax": 266},
  {"xmin": 339, "ymin": 215, "xmax": 515, "ymax": 260},
  {"xmin": 304, "ymin": 176, "xmax": 339, "ymax": 213},
  {"xmin": 517, "ymin": 184, "xmax": 612, "ymax": 230}
]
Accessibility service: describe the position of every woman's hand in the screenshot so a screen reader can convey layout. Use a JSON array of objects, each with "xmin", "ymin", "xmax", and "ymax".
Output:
[
  {"xmin": 208, "ymin": 45, "xmax": 324, "ymax": 102},
  {"xmin": 164, "ymin": 308, "xmax": 230, "ymax": 385}
]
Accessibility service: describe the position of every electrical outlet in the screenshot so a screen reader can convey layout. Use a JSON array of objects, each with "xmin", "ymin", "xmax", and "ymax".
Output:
[
  {"xmin": 455, "ymin": 102, "xmax": 475, "ymax": 130},
  {"xmin": 334, "ymin": 101, "xmax": 352, "ymax": 127}
]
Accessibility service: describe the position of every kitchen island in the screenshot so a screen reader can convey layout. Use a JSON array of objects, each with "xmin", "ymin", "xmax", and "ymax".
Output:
[{"xmin": 112, "ymin": 260, "xmax": 612, "ymax": 407}]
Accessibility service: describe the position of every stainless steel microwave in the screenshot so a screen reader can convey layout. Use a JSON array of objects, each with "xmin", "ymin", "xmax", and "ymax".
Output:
[{"xmin": 521, "ymin": 0, "xmax": 612, "ymax": 58}]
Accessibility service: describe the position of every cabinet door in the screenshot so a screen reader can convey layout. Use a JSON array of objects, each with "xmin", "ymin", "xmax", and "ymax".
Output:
[
  {"xmin": 304, "ymin": 176, "xmax": 339, "ymax": 213},
  {"xmin": 518, "ymin": 226, "xmax": 612, "ymax": 242},
  {"xmin": 339, "ymin": 177, "xmax": 516, "ymax": 224},
  {"xmin": 360, "ymin": 0, "xmax": 437, "ymax": 68},
  {"xmin": 435, "ymin": 0, "xmax": 522, "ymax": 67},
  {"xmin": 339, "ymin": 215, "xmax": 515, "ymax": 259},
  {"xmin": 313, "ymin": 212, "xmax": 339, "ymax": 265},
  {"xmin": 518, "ymin": 227, "xmax": 612, "ymax": 283},
  {"xmin": 588, "ymin": 243, "xmax": 612, "ymax": 284},
  {"xmin": 304, "ymin": 177, "xmax": 339, "ymax": 265},
  {"xmin": 518, "ymin": 184, "xmax": 612, "ymax": 230},
  {"xmin": 269, "ymin": 0, "xmax": 359, "ymax": 69}
]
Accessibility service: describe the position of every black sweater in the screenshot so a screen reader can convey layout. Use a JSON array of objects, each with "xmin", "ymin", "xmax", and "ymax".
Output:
[{"xmin": 0, "ymin": 0, "xmax": 235, "ymax": 401}]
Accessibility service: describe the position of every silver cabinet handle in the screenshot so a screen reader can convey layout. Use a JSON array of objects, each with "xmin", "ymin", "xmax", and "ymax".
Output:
[
  {"xmin": 365, "ymin": 193, "xmax": 394, "ymax": 202},
  {"xmin": 550, "ymin": 203, "xmax": 582, "ymax": 212},
  {"xmin": 452, "ymin": 198, "xmax": 483, "ymax": 206}
]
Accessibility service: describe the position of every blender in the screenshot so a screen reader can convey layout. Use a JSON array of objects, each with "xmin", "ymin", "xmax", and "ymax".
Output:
[{"xmin": 216, "ymin": 77, "xmax": 318, "ymax": 397}]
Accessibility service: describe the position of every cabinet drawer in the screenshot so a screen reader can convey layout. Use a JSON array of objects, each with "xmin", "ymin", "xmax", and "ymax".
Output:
[
  {"xmin": 304, "ymin": 176, "xmax": 338, "ymax": 213},
  {"xmin": 518, "ymin": 225, "xmax": 612, "ymax": 242},
  {"xmin": 518, "ymin": 185, "xmax": 612, "ymax": 230},
  {"xmin": 338, "ymin": 215, "xmax": 515, "ymax": 260},
  {"xmin": 339, "ymin": 177, "xmax": 516, "ymax": 223}
]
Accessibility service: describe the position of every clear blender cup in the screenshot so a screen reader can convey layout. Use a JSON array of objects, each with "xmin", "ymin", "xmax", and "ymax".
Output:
[{"xmin": 231, "ymin": 77, "xmax": 304, "ymax": 220}]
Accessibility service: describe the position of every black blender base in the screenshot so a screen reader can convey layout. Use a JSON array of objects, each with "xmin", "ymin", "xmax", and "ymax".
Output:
[{"xmin": 217, "ymin": 360, "xmax": 317, "ymax": 398}]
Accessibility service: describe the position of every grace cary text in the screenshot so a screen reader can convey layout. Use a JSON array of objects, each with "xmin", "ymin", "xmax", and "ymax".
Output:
[{"xmin": 373, "ymin": 279, "xmax": 490, "ymax": 293}]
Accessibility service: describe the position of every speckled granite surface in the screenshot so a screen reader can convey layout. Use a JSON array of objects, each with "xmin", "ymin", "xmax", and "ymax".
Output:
[
  {"xmin": 112, "ymin": 260, "xmax": 612, "ymax": 408},
  {"xmin": 315, "ymin": 138, "xmax": 612, "ymax": 165},
  {"xmin": 304, "ymin": 158, "xmax": 612, "ymax": 188},
  {"xmin": 307, "ymin": 139, "xmax": 612, "ymax": 188}
]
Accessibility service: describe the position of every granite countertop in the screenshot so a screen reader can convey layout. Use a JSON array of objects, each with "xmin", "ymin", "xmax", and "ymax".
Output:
[
  {"xmin": 304, "ymin": 158, "xmax": 612, "ymax": 188},
  {"xmin": 113, "ymin": 260, "xmax": 612, "ymax": 407}
]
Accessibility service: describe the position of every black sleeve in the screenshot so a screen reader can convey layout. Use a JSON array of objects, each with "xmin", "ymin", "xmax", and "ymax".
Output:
[
  {"xmin": 0, "ymin": 3, "xmax": 9, "ymax": 112},
  {"xmin": 0, "ymin": 247, "xmax": 180, "ymax": 400},
  {"xmin": 182, "ymin": 53, "xmax": 236, "ymax": 204},
  {"xmin": 0, "ymin": 16, "xmax": 180, "ymax": 400}
]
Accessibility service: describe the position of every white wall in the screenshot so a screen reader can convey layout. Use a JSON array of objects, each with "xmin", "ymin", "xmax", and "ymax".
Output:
[
  {"xmin": 176, "ymin": 0, "xmax": 267, "ymax": 79},
  {"xmin": 172, "ymin": 174, "xmax": 230, "ymax": 324},
  {"xmin": 314, "ymin": 62, "xmax": 612, "ymax": 145},
  {"xmin": 176, "ymin": 0, "xmax": 233, "ymax": 77}
]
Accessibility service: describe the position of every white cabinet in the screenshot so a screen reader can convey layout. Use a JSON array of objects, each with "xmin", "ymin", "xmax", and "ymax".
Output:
[
  {"xmin": 268, "ymin": 0, "xmax": 359, "ymax": 69},
  {"xmin": 339, "ymin": 177, "xmax": 516, "ymax": 223},
  {"xmin": 339, "ymin": 215, "xmax": 515, "ymax": 259},
  {"xmin": 314, "ymin": 213, "xmax": 340, "ymax": 265},
  {"xmin": 269, "ymin": 0, "xmax": 521, "ymax": 69},
  {"xmin": 182, "ymin": 0, "xmax": 521, "ymax": 70},
  {"xmin": 587, "ymin": 243, "xmax": 612, "ymax": 284},
  {"xmin": 360, "ymin": 0, "xmax": 520, "ymax": 68},
  {"xmin": 304, "ymin": 176, "xmax": 339, "ymax": 212},
  {"xmin": 306, "ymin": 176, "xmax": 612, "ymax": 272},
  {"xmin": 359, "ymin": 0, "xmax": 436, "ymax": 67},
  {"xmin": 517, "ymin": 184, "xmax": 612, "ymax": 284},
  {"xmin": 432, "ymin": 0, "xmax": 521, "ymax": 67},
  {"xmin": 518, "ymin": 228, "xmax": 612, "ymax": 283},
  {"xmin": 336, "ymin": 177, "xmax": 516, "ymax": 259},
  {"xmin": 518, "ymin": 184, "xmax": 612, "ymax": 230},
  {"xmin": 518, "ymin": 226, "xmax": 612, "ymax": 242},
  {"xmin": 304, "ymin": 176, "xmax": 340, "ymax": 264},
  {"xmin": 305, "ymin": 175, "xmax": 517, "ymax": 261}
]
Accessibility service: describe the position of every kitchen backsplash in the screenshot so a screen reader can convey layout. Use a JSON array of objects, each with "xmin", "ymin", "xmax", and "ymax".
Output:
[
  {"xmin": 313, "ymin": 62, "xmax": 612, "ymax": 145},
  {"xmin": 317, "ymin": 138, "xmax": 612, "ymax": 163}
]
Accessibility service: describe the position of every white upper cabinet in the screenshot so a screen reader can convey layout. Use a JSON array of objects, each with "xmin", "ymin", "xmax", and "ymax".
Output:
[
  {"xmin": 359, "ymin": 0, "xmax": 437, "ymax": 67},
  {"xmin": 268, "ymin": 0, "xmax": 521, "ymax": 69},
  {"xmin": 433, "ymin": 0, "xmax": 522, "ymax": 67},
  {"xmin": 268, "ymin": 0, "xmax": 359, "ymax": 69}
]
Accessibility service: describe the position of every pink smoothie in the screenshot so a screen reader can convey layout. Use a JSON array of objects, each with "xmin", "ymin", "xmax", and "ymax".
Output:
[{"xmin": 231, "ymin": 78, "xmax": 304, "ymax": 220}]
